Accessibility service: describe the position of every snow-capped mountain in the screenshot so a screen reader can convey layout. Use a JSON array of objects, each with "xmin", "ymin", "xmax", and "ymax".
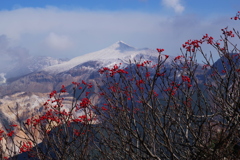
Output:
[
  {"xmin": 0, "ymin": 41, "xmax": 174, "ymax": 97},
  {"xmin": 43, "ymin": 41, "xmax": 171, "ymax": 74}
]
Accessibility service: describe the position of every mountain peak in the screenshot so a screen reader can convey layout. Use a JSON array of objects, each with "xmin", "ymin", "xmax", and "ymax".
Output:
[{"xmin": 107, "ymin": 41, "xmax": 135, "ymax": 52}]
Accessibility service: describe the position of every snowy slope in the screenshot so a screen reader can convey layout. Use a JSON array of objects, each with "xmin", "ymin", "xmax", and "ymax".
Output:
[{"xmin": 44, "ymin": 41, "xmax": 172, "ymax": 74}]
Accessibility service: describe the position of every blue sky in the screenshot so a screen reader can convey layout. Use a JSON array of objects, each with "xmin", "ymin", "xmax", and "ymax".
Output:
[
  {"xmin": 0, "ymin": 0, "xmax": 239, "ymax": 64},
  {"xmin": 1, "ymin": 0, "xmax": 239, "ymax": 16}
]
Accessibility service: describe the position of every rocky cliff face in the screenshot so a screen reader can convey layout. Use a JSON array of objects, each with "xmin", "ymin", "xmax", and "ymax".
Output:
[{"xmin": 0, "ymin": 92, "xmax": 48, "ymax": 126}]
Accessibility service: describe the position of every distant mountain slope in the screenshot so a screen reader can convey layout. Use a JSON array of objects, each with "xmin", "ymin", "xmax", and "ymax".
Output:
[{"xmin": 0, "ymin": 56, "xmax": 68, "ymax": 85}]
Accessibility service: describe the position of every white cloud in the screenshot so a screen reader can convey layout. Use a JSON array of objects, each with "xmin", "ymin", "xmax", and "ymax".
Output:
[
  {"xmin": 45, "ymin": 32, "xmax": 73, "ymax": 51},
  {"xmin": 0, "ymin": 7, "xmax": 237, "ymax": 62},
  {"xmin": 161, "ymin": 0, "xmax": 185, "ymax": 13},
  {"xmin": 0, "ymin": 35, "xmax": 30, "ymax": 72}
]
